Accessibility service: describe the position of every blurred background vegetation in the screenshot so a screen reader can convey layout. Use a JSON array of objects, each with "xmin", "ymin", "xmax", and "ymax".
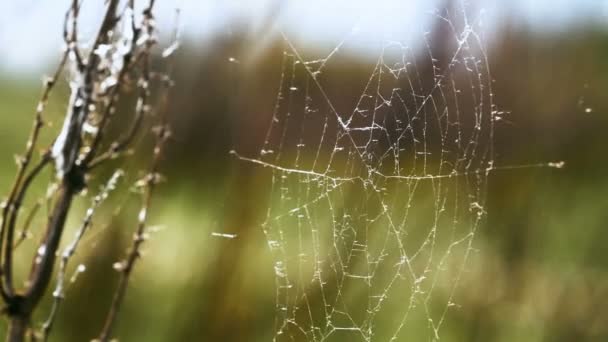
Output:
[{"xmin": 0, "ymin": 0, "xmax": 607, "ymax": 341}]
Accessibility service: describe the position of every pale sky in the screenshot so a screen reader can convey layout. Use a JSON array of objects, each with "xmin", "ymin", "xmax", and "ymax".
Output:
[{"xmin": 0, "ymin": 0, "xmax": 606, "ymax": 75}]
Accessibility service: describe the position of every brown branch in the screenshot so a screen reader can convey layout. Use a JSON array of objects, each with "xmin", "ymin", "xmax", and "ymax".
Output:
[
  {"xmin": 3, "ymin": 1, "xmax": 177, "ymax": 341},
  {"xmin": 97, "ymin": 7, "xmax": 178, "ymax": 338},
  {"xmin": 3, "ymin": 2, "xmax": 121, "ymax": 341},
  {"xmin": 12, "ymin": 200, "xmax": 42, "ymax": 250},
  {"xmin": 0, "ymin": 48, "xmax": 67, "ymax": 302},
  {"xmin": 82, "ymin": 1, "xmax": 151, "ymax": 168},
  {"xmin": 96, "ymin": 91, "xmax": 171, "ymax": 342},
  {"xmin": 88, "ymin": 56, "xmax": 151, "ymax": 169},
  {"xmin": 1, "ymin": 154, "xmax": 51, "ymax": 299},
  {"xmin": 22, "ymin": 181, "xmax": 75, "ymax": 313},
  {"xmin": 6, "ymin": 316, "xmax": 28, "ymax": 342},
  {"xmin": 64, "ymin": 0, "xmax": 85, "ymax": 71},
  {"xmin": 24, "ymin": 0, "xmax": 121, "ymax": 309},
  {"xmin": 40, "ymin": 171, "xmax": 122, "ymax": 341}
]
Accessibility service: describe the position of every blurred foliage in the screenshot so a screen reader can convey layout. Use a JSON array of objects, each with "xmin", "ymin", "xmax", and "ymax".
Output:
[{"xmin": 0, "ymin": 18, "xmax": 607, "ymax": 342}]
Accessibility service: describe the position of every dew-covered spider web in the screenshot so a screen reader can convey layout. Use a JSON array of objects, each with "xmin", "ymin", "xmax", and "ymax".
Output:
[{"xmin": 235, "ymin": 3, "xmax": 496, "ymax": 341}]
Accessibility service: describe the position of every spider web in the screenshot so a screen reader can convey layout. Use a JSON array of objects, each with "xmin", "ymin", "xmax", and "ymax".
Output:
[{"xmin": 235, "ymin": 3, "xmax": 494, "ymax": 341}]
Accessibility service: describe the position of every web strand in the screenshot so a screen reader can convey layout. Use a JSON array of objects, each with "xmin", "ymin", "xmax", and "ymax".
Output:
[{"xmin": 234, "ymin": 3, "xmax": 558, "ymax": 341}]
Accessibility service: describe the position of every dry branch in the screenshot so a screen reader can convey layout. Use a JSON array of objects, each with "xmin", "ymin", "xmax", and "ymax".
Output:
[{"xmin": 0, "ymin": 1, "xmax": 177, "ymax": 341}]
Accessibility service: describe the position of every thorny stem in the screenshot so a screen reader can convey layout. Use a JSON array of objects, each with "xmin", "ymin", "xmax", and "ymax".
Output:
[
  {"xmin": 80, "ymin": 0, "xmax": 147, "ymax": 167},
  {"xmin": 2, "ymin": 154, "xmax": 51, "ymax": 301},
  {"xmin": 65, "ymin": 0, "xmax": 85, "ymax": 71},
  {"xmin": 24, "ymin": 181, "xmax": 76, "ymax": 312},
  {"xmin": 3, "ymin": 0, "xmax": 114, "ymax": 340},
  {"xmin": 96, "ymin": 57, "xmax": 174, "ymax": 342},
  {"xmin": 6, "ymin": 316, "xmax": 28, "ymax": 342},
  {"xmin": 97, "ymin": 89, "xmax": 171, "ymax": 342},
  {"xmin": 1, "ymin": 0, "xmax": 176, "ymax": 340},
  {"xmin": 0, "ymin": 1, "xmax": 80, "ymax": 296},
  {"xmin": 23, "ymin": 0, "xmax": 120, "ymax": 312},
  {"xmin": 89, "ymin": 55, "xmax": 151, "ymax": 169},
  {"xmin": 40, "ymin": 171, "xmax": 123, "ymax": 341},
  {"xmin": 12, "ymin": 200, "xmax": 41, "ymax": 250},
  {"xmin": 97, "ymin": 7, "xmax": 178, "ymax": 340},
  {"xmin": 0, "ymin": 48, "xmax": 67, "ymax": 302}
]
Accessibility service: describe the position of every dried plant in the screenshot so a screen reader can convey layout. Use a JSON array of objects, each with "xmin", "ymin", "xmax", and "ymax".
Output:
[{"xmin": 0, "ymin": 1, "xmax": 178, "ymax": 341}]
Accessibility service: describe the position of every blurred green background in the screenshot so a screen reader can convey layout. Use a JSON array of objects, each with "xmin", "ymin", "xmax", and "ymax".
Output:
[{"xmin": 0, "ymin": 1, "xmax": 608, "ymax": 341}]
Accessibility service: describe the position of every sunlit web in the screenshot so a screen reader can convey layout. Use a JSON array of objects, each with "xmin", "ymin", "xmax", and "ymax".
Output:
[{"xmin": 235, "ymin": 3, "xmax": 496, "ymax": 341}]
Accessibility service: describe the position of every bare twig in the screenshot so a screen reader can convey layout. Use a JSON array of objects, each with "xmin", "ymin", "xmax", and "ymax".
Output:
[
  {"xmin": 96, "ymin": 5, "xmax": 180, "ymax": 340},
  {"xmin": 1, "ymin": 1, "xmax": 177, "ymax": 340},
  {"xmin": 24, "ymin": 0, "xmax": 121, "ymax": 313},
  {"xmin": 0, "ymin": 47, "xmax": 67, "ymax": 302},
  {"xmin": 88, "ymin": 55, "xmax": 151, "ymax": 169},
  {"xmin": 12, "ymin": 200, "xmax": 42, "ymax": 250},
  {"xmin": 96, "ymin": 85, "xmax": 172, "ymax": 342},
  {"xmin": 2, "ymin": 153, "xmax": 51, "ymax": 301},
  {"xmin": 81, "ymin": 0, "xmax": 155, "ymax": 168},
  {"xmin": 40, "ymin": 170, "xmax": 123, "ymax": 341}
]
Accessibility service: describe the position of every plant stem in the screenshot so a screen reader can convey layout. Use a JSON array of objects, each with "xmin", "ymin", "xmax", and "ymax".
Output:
[{"xmin": 6, "ymin": 314, "xmax": 28, "ymax": 342}]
